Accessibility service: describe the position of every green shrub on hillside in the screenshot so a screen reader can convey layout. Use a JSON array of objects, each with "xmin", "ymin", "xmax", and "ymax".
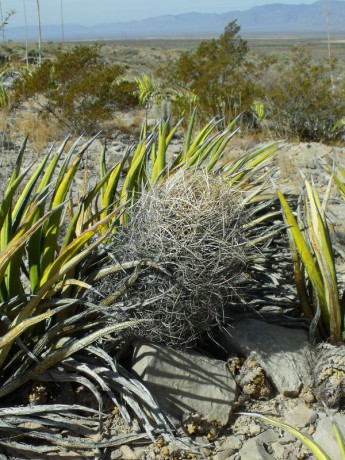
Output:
[
  {"xmin": 156, "ymin": 21, "xmax": 261, "ymax": 123},
  {"xmin": 266, "ymin": 47, "xmax": 345, "ymax": 141},
  {"xmin": 13, "ymin": 45, "xmax": 138, "ymax": 133}
]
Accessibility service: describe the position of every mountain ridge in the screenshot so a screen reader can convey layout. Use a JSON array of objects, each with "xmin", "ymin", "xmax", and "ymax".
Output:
[{"xmin": 5, "ymin": 0, "xmax": 345, "ymax": 41}]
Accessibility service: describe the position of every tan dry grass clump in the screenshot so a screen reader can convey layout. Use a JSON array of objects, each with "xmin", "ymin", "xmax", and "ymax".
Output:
[
  {"xmin": 97, "ymin": 171, "xmax": 252, "ymax": 347},
  {"xmin": 13, "ymin": 112, "xmax": 62, "ymax": 153}
]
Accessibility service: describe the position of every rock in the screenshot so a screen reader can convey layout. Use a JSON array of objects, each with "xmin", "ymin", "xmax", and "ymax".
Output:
[
  {"xmin": 313, "ymin": 342, "xmax": 345, "ymax": 407},
  {"xmin": 313, "ymin": 414, "xmax": 345, "ymax": 460},
  {"xmin": 131, "ymin": 342, "xmax": 237, "ymax": 424},
  {"xmin": 86, "ymin": 138, "xmax": 104, "ymax": 156},
  {"xmin": 284, "ymin": 404, "xmax": 317, "ymax": 428},
  {"xmin": 236, "ymin": 356, "xmax": 273, "ymax": 399},
  {"xmin": 221, "ymin": 320, "xmax": 314, "ymax": 396},
  {"xmin": 213, "ymin": 436, "xmax": 243, "ymax": 460},
  {"xmin": 249, "ymin": 424, "xmax": 262, "ymax": 436},
  {"xmin": 110, "ymin": 450, "xmax": 122, "ymax": 460},
  {"xmin": 119, "ymin": 445, "xmax": 139, "ymax": 459},
  {"xmin": 237, "ymin": 429, "xmax": 279, "ymax": 459},
  {"xmin": 270, "ymin": 441, "xmax": 285, "ymax": 460}
]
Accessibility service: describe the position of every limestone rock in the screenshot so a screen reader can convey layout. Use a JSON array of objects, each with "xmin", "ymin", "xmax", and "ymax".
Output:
[
  {"xmin": 131, "ymin": 342, "xmax": 237, "ymax": 424},
  {"xmin": 314, "ymin": 342, "xmax": 345, "ymax": 406},
  {"xmin": 213, "ymin": 435, "xmax": 242, "ymax": 460},
  {"xmin": 237, "ymin": 429, "xmax": 279, "ymax": 459},
  {"xmin": 221, "ymin": 320, "xmax": 314, "ymax": 396},
  {"xmin": 284, "ymin": 404, "xmax": 317, "ymax": 428},
  {"xmin": 236, "ymin": 356, "xmax": 273, "ymax": 399},
  {"xmin": 313, "ymin": 414, "xmax": 345, "ymax": 460}
]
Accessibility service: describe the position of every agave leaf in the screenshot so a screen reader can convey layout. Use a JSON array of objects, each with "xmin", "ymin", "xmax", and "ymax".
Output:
[
  {"xmin": 19, "ymin": 218, "xmax": 117, "ymax": 322},
  {"xmin": 6, "ymin": 136, "xmax": 28, "ymax": 187},
  {"xmin": 4, "ymin": 191, "xmax": 53, "ymax": 298},
  {"xmin": 40, "ymin": 205, "xmax": 120, "ymax": 287},
  {"xmin": 0, "ymin": 205, "xmax": 63, "ymax": 284},
  {"xmin": 151, "ymin": 121, "xmax": 167, "ymax": 183},
  {"xmin": 0, "ymin": 163, "xmax": 35, "ymax": 233},
  {"xmin": 206, "ymin": 128, "xmax": 240, "ymax": 172},
  {"xmin": 228, "ymin": 146, "xmax": 277, "ymax": 184},
  {"xmin": 242, "ymin": 413, "xmax": 331, "ymax": 460},
  {"xmin": 0, "ymin": 303, "xmax": 71, "ymax": 349},
  {"xmin": 278, "ymin": 189, "xmax": 329, "ymax": 326},
  {"xmin": 53, "ymin": 135, "xmax": 84, "ymax": 188},
  {"xmin": 174, "ymin": 108, "xmax": 196, "ymax": 165},
  {"xmin": 0, "ymin": 221, "xmax": 115, "ymax": 368},
  {"xmin": 333, "ymin": 164, "xmax": 345, "ymax": 199},
  {"xmin": 11, "ymin": 152, "xmax": 51, "ymax": 232},
  {"xmin": 225, "ymin": 142, "xmax": 277, "ymax": 177},
  {"xmin": 41, "ymin": 142, "xmax": 94, "ymax": 275},
  {"xmin": 119, "ymin": 140, "xmax": 150, "ymax": 213},
  {"xmin": 101, "ymin": 153, "xmax": 130, "ymax": 221},
  {"xmin": 36, "ymin": 139, "xmax": 69, "ymax": 195},
  {"xmin": 0, "ymin": 320, "xmax": 139, "ymax": 399},
  {"xmin": 305, "ymin": 180, "xmax": 341, "ymax": 342},
  {"xmin": 332, "ymin": 419, "xmax": 345, "ymax": 458}
]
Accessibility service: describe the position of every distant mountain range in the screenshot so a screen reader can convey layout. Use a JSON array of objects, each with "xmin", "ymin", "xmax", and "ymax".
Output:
[{"xmin": 5, "ymin": 1, "xmax": 345, "ymax": 41}]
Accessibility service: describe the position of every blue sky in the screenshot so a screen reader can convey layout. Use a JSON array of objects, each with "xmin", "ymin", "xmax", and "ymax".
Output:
[{"xmin": 1, "ymin": 0, "xmax": 340, "ymax": 27}]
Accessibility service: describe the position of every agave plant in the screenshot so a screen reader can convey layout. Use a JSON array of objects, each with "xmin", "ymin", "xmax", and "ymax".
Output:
[
  {"xmin": 278, "ymin": 175, "xmax": 345, "ymax": 344},
  {"xmin": 0, "ymin": 113, "xmax": 281, "ymax": 455}
]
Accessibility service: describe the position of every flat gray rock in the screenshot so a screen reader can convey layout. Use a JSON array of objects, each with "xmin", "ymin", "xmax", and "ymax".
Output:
[
  {"xmin": 237, "ymin": 429, "xmax": 279, "ymax": 460},
  {"xmin": 313, "ymin": 414, "xmax": 345, "ymax": 460},
  {"xmin": 284, "ymin": 404, "xmax": 317, "ymax": 428},
  {"xmin": 221, "ymin": 320, "xmax": 314, "ymax": 396},
  {"xmin": 131, "ymin": 342, "xmax": 237, "ymax": 425}
]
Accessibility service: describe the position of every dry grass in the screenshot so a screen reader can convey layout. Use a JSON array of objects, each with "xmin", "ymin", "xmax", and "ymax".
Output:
[{"xmin": 12, "ymin": 111, "xmax": 62, "ymax": 154}]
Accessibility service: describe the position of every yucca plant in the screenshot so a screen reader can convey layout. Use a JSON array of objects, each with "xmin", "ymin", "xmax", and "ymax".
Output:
[
  {"xmin": 0, "ymin": 135, "xmax": 164, "ymax": 455},
  {"xmin": 278, "ymin": 174, "xmax": 345, "ymax": 343},
  {"xmin": 0, "ymin": 113, "xmax": 280, "ymax": 455}
]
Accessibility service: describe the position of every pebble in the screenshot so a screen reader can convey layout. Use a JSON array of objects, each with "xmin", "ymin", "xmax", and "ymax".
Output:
[
  {"xmin": 271, "ymin": 441, "xmax": 285, "ymax": 460},
  {"xmin": 284, "ymin": 403, "xmax": 317, "ymax": 428},
  {"xmin": 110, "ymin": 450, "xmax": 122, "ymax": 460},
  {"xmin": 249, "ymin": 424, "xmax": 261, "ymax": 436},
  {"xmin": 120, "ymin": 445, "xmax": 140, "ymax": 459}
]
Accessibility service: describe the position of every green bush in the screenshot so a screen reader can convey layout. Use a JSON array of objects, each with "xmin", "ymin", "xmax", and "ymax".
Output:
[
  {"xmin": 156, "ymin": 21, "xmax": 261, "ymax": 123},
  {"xmin": 13, "ymin": 45, "xmax": 139, "ymax": 133},
  {"xmin": 266, "ymin": 47, "xmax": 345, "ymax": 142}
]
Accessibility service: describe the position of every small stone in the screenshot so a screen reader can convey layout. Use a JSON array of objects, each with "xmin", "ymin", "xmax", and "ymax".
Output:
[
  {"xmin": 214, "ymin": 438, "xmax": 242, "ymax": 460},
  {"xmin": 221, "ymin": 320, "xmax": 314, "ymax": 396},
  {"xmin": 301, "ymin": 387, "xmax": 315, "ymax": 406},
  {"xmin": 279, "ymin": 432, "xmax": 295, "ymax": 444},
  {"xmin": 238, "ymin": 436, "xmax": 274, "ymax": 460},
  {"xmin": 270, "ymin": 442, "xmax": 285, "ymax": 460},
  {"xmin": 160, "ymin": 446, "xmax": 170, "ymax": 457},
  {"xmin": 224, "ymin": 435, "xmax": 242, "ymax": 451},
  {"xmin": 284, "ymin": 404, "xmax": 317, "ymax": 428},
  {"xmin": 120, "ymin": 445, "xmax": 139, "ymax": 459},
  {"xmin": 249, "ymin": 424, "xmax": 261, "ymax": 436},
  {"xmin": 110, "ymin": 450, "xmax": 122, "ymax": 460},
  {"xmin": 313, "ymin": 414, "xmax": 345, "ymax": 460}
]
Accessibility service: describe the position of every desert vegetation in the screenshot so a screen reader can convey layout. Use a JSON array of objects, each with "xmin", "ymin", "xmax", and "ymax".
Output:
[
  {"xmin": 0, "ymin": 18, "xmax": 344, "ymax": 459},
  {"xmin": 0, "ymin": 20, "xmax": 343, "ymax": 142}
]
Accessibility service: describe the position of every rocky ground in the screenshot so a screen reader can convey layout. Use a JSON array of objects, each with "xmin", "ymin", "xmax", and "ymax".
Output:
[{"xmin": 0, "ymin": 130, "xmax": 345, "ymax": 460}]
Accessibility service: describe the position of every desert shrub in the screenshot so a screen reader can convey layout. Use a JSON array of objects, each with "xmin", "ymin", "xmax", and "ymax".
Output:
[
  {"xmin": 266, "ymin": 47, "xmax": 345, "ymax": 142},
  {"xmin": 156, "ymin": 21, "xmax": 262, "ymax": 123},
  {"xmin": 94, "ymin": 171, "xmax": 253, "ymax": 347},
  {"xmin": 12, "ymin": 45, "xmax": 139, "ymax": 133}
]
